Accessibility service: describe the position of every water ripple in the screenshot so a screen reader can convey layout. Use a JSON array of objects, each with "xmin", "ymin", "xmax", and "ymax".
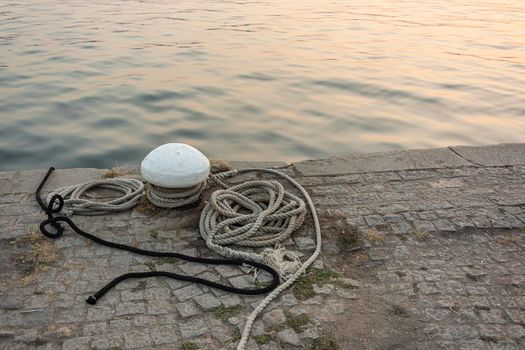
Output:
[{"xmin": 0, "ymin": 0, "xmax": 524, "ymax": 170}]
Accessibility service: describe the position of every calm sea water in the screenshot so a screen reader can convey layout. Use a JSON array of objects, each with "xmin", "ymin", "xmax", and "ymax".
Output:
[{"xmin": 1, "ymin": 0, "xmax": 524, "ymax": 170}]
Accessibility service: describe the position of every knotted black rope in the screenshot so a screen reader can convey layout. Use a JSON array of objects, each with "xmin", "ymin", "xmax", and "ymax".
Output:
[{"xmin": 36, "ymin": 167, "xmax": 279, "ymax": 305}]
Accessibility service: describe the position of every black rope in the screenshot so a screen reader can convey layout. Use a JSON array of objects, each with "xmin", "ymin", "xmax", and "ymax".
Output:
[{"xmin": 36, "ymin": 167, "xmax": 279, "ymax": 305}]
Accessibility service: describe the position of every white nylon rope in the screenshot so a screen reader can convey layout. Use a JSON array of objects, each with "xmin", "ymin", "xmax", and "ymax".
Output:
[
  {"xmin": 45, "ymin": 178, "xmax": 144, "ymax": 216},
  {"xmin": 46, "ymin": 168, "xmax": 321, "ymax": 349},
  {"xmin": 203, "ymin": 168, "xmax": 321, "ymax": 350},
  {"xmin": 145, "ymin": 180, "xmax": 207, "ymax": 208}
]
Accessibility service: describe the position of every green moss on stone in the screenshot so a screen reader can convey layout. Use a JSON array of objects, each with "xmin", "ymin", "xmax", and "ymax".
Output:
[{"xmin": 211, "ymin": 305, "xmax": 242, "ymax": 323}]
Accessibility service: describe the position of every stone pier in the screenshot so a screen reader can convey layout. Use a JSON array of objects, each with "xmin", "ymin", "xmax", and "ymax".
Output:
[{"xmin": 0, "ymin": 143, "xmax": 524, "ymax": 349}]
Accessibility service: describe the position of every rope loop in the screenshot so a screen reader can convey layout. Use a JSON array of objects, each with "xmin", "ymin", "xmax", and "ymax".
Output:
[
  {"xmin": 145, "ymin": 180, "xmax": 206, "ymax": 209},
  {"xmin": 46, "ymin": 178, "xmax": 144, "ymax": 216},
  {"xmin": 199, "ymin": 178, "xmax": 307, "ymax": 283},
  {"xmin": 201, "ymin": 180, "xmax": 305, "ymax": 248},
  {"xmin": 40, "ymin": 194, "xmax": 65, "ymax": 238}
]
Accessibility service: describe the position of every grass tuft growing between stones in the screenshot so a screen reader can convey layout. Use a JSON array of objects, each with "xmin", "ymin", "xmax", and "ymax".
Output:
[
  {"xmin": 136, "ymin": 195, "xmax": 161, "ymax": 217},
  {"xmin": 149, "ymin": 228, "xmax": 167, "ymax": 242},
  {"xmin": 144, "ymin": 261, "xmax": 156, "ymax": 271},
  {"xmin": 321, "ymin": 212, "xmax": 363, "ymax": 252},
  {"xmin": 149, "ymin": 229, "xmax": 159, "ymax": 240},
  {"xmin": 143, "ymin": 256, "xmax": 178, "ymax": 270},
  {"xmin": 390, "ymin": 304, "xmax": 410, "ymax": 318},
  {"xmin": 496, "ymin": 236, "xmax": 520, "ymax": 245},
  {"xmin": 14, "ymin": 225, "xmax": 59, "ymax": 285},
  {"xmin": 293, "ymin": 268, "xmax": 339, "ymax": 300},
  {"xmin": 284, "ymin": 310, "xmax": 311, "ymax": 333},
  {"xmin": 103, "ymin": 167, "xmax": 128, "ymax": 178},
  {"xmin": 254, "ymin": 334, "xmax": 274, "ymax": 345},
  {"xmin": 155, "ymin": 257, "xmax": 178, "ymax": 265},
  {"xmin": 181, "ymin": 342, "xmax": 199, "ymax": 350},
  {"xmin": 211, "ymin": 305, "xmax": 242, "ymax": 323},
  {"xmin": 414, "ymin": 230, "xmax": 430, "ymax": 241},
  {"xmin": 210, "ymin": 158, "xmax": 233, "ymax": 173},
  {"xmin": 231, "ymin": 327, "xmax": 242, "ymax": 342},
  {"xmin": 311, "ymin": 330, "xmax": 338, "ymax": 350},
  {"xmin": 366, "ymin": 229, "xmax": 385, "ymax": 243},
  {"xmin": 336, "ymin": 225, "xmax": 363, "ymax": 251}
]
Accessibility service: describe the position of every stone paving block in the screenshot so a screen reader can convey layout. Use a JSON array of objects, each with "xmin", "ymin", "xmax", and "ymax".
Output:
[
  {"xmin": 109, "ymin": 319, "xmax": 133, "ymax": 332},
  {"xmin": 433, "ymin": 219, "xmax": 456, "ymax": 232},
  {"xmin": 451, "ymin": 143, "xmax": 525, "ymax": 167},
  {"xmin": 173, "ymin": 285, "xmax": 203, "ymax": 302},
  {"xmin": 229, "ymin": 275, "xmax": 254, "ymax": 289},
  {"xmin": 293, "ymin": 236, "xmax": 316, "ymax": 251},
  {"xmin": 176, "ymin": 301, "xmax": 199, "ymax": 318},
  {"xmin": 180, "ymin": 319, "xmax": 206, "ymax": 339},
  {"xmin": 115, "ymin": 302, "xmax": 146, "ymax": 316},
  {"xmin": 133, "ymin": 315, "xmax": 156, "ymax": 327},
  {"xmin": 150, "ymin": 325, "xmax": 180, "ymax": 345},
  {"xmin": 194, "ymin": 293, "xmax": 221, "ymax": 310},
  {"xmin": 83, "ymin": 322, "xmax": 109, "ymax": 336},
  {"xmin": 179, "ymin": 262, "xmax": 209, "ymax": 275},
  {"xmin": 277, "ymin": 328, "xmax": 301, "ymax": 347},
  {"xmin": 62, "ymin": 337, "xmax": 91, "ymax": 350},
  {"xmin": 505, "ymin": 308, "xmax": 525, "ymax": 324},
  {"xmin": 1, "ymin": 294, "xmax": 24, "ymax": 310},
  {"xmin": 413, "ymin": 220, "xmax": 436, "ymax": 232},
  {"xmin": 215, "ymin": 265, "xmax": 242, "ymax": 278},
  {"xmin": 368, "ymin": 247, "xmax": 392, "ymax": 261},
  {"xmin": 87, "ymin": 306, "xmax": 113, "ymax": 322},
  {"xmin": 147, "ymin": 299, "xmax": 173, "ymax": 315},
  {"xmin": 219, "ymin": 294, "xmax": 242, "ymax": 308},
  {"xmin": 262, "ymin": 309, "xmax": 286, "ymax": 326},
  {"xmin": 479, "ymin": 309, "xmax": 507, "ymax": 324},
  {"xmin": 391, "ymin": 221, "xmax": 412, "ymax": 234},
  {"xmin": 364, "ymin": 214, "xmax": 386, "ymax": 227},
  {"xmin": 121, "ymin": 289, "xmax": 144, "ymax": 302},
  {"xmin": 90, "ymin": 333, "xmax": 123, "ymax": 350},
  {"xmin": 123, "ymin": 330, "xmax": 151, "ymax": 349}
]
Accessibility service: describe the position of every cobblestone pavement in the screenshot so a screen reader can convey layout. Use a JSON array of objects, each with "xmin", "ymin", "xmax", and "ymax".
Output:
[{"xmin": 0, "ymin": 145, "xmax": 524, "ymax": 349}]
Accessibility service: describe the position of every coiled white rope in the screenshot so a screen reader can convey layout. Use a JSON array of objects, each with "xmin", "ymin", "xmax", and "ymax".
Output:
[
  {"xmin": 45, "ymin": 178, "xmax": 144, "ymax": 216},
  {"xmin": 145, "ymin": 180, "xmax": 207, "ymax": 208},
  {"xmin": 46, "ymin": 168, "xmax": 321, "ymax": 349},
  {"xmin": 202, "ymin": 168, "xmax": 321, "ymax": 350},
  {"xmin": 200, "ymin": 178, "xmax": 306, "ymax": 280}
]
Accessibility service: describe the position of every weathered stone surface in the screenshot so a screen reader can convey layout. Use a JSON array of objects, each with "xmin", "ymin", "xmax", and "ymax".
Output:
[
  {"xmin": 194, "ymin": 293, "xmax": 221, "ymax": 310},
  {"xmin": 262, "ymin": 309, "xmax": 286, "ymax": 326},
  {"xmin": 0, "ymin": 168, "xmax": 106, "ymax": 195},
  {"xmin": 1, "ymin": 144, "xmax": 525, "ymax": 350},
  {"xmin": 277, "ymin": 328, "xmax": 301, "ymax": 347},
  {"xmin": 293, "ymin": 147, "xmax": 470, "ymax": 176},
  {"xmin": 450, "ymin": 143, "xmax": 525, "ymax": 167}
]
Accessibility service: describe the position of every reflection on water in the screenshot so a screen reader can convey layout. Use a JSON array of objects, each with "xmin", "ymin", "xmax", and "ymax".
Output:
[{"xmin": 0, "ymin": 0, "xmax": 524, "ymax": 170}]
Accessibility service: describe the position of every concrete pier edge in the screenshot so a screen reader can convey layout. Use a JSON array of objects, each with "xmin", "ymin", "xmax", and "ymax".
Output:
[
  {"xmin": 2, "ymin": 143, "xmax": 525, "ymax": 196},
  {"xmin": 0, "ymin": 143, "xmax": 524, "ymax": 350}
]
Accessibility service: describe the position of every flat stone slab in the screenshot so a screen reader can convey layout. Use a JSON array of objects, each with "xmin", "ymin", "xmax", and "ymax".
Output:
[
  {"xmin": 1, "ymin": 143, "xmax": 525, "ymax": 350},
  {"xmin": 0, "ymin": 168, "xmax": 107, "ymax": 196},
  {"xmin": 227, "ymin": 161, "xmax": 288, "ymax": 169},
  {"xmin": 293, "ymin": 147, "xmax": 470, "ymax": 176},
  {"xmin": 450, "ymin": 143, "xmax": 525, "ymax": 166}
]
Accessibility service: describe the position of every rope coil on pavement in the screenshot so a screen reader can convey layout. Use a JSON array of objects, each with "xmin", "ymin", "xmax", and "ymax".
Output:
[
  {"xmin": 46, "ymin": 178, "xmax": 144, "ymax": 216},
  {"xmin": 145, "ymin": 180, "xmax": 207, "ymax": 208},
  {"xmin": 35, "ymin": 167, "xmax": 280, "ymax": 303},
  {"xmin": 200, "ymin": 177, "xmax": 306, "ymax": 281},
  {"xmin": 202, "ymin": 168, "xmax": 321, "ymax": 350},
  {"xmin": 38, "ymin": 167, "xmax": 322, "ymax": 350}
]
